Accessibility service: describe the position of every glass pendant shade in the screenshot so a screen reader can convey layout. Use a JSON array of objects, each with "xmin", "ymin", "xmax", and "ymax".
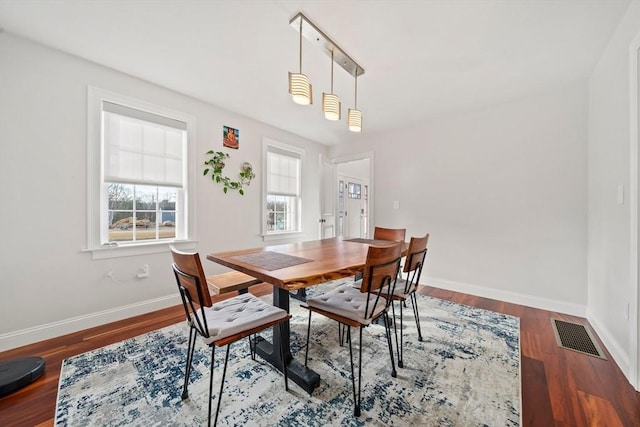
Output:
[
  {"xmin": 348, "ymin": 108, "xmax": 362, "ymax": 132},
  {"xmin": 322, "ymin": 93, "xmax": 341, "ymax": 120},
  {"xmin": 289, "ymin": 72, "xmax": 312, "ymax": 105}
]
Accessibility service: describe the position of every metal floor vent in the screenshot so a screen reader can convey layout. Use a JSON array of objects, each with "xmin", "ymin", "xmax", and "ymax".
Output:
[{"xmin": 551, "ymin": 318, "xmax": 606, "ymax": 359}]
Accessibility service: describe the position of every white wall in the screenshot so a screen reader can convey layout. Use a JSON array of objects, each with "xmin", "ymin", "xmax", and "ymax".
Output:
[
  {"xmin": 588, "ymin": 0, "xmax": 640, "ymax": 387},
  {"xmin": 330, "ymin": 82, "xmax": 589, "ymax": 315},
  {"xmin": 0, "ymin": 33, "xmax": 327, "ymax": 350},
  {"xmin": 337, "ymin": 159, "xmax": 369, "ymax": 181}
]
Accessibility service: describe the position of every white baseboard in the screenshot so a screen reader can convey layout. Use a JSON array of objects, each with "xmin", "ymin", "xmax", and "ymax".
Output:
[
  {"xmin": 0, "ymin": 294, "xmax": 181, "ymax": 352},
  {"xmin": 585, "ymin": 307, "xmax": 632, "ymax": 386},
  {"xmin": 423, "ymin": 275, "xmax": 587, "ymax": 317}
]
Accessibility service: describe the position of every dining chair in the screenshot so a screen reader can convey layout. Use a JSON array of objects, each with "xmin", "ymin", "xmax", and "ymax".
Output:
[
  {"xmin": 336, "ymin": 226, "xmax": 405, "ymax": 345},
  {"xmin": 303, "ymin": 243, "xmax": 402, "ymax": 417},
  {"xmin": 373, "ymin": 225, "xmax": 406, "ymax": 275},
  {"xmin": 373, "ymin": 226, "xmax": 406, "ymax": 243},
  {"xmin": 388, "ymin": 233, "xmax": 429, "ymax": 368},
  {"xmin": 170, "ymin": 245, "xmax": 291, "ymax": 426},
  {"xmin": 347, "ymin": 226, "xmax": 404, "ymax": 287}
]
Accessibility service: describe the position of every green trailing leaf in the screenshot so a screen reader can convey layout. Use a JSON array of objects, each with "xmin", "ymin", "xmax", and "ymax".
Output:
[{"xmin": 203, "ymin": 150, "xmax": 255, "ymax": 195}]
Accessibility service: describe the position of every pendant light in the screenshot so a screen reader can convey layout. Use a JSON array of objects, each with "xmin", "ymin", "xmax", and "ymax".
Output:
[
  {"xmin": 322, "ymin": 50, "xmax": 341, "ymax": 120},
  {"xmin": 288, "ymin": 18, "xmax": 312, "ymax": 105},
  {"xmin": 288, "ymin": 12, "xmax": 365, "ymax": 129},
  {"xmin": 348, "ymin": 73, "xmax": 362, "ymax": 132}
]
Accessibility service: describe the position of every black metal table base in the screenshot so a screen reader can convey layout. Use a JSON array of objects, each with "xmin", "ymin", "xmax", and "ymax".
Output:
[
  {"xmin": 254, "ymin": 336, "xmax": 320, "ymax": 394},
  {"xmin": 250, "ymin": 287, "xmax": 320, "ymax": 394},
  {"xmin": 290, "ymin": 288, "xmax": 307, "ymax": 302}
]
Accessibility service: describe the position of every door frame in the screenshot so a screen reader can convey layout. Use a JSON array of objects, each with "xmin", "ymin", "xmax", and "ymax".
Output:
[
  {"xmin": 332, "ymin": 151, "xmax": 375, "ymax": 238},
  {"xmin": 629, "ymin": 32, "xmax": 640, "ymax": 391},
  {"xmin": 319, "ymin": 154, "xmax": 336, "ymax": 238}
]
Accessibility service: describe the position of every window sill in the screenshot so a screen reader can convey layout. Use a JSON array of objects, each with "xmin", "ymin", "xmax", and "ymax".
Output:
[{"xmin": 83, "ymin": 239, "xmax": 197, "ymax": 260}]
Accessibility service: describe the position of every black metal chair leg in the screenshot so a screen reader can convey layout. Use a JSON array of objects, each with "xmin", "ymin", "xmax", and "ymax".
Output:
[
  {"xmin": 182, "ymin": 326, "xmax": 197, "ymax": 399},
  {"xmin": 208, "ymin": 345, "xmax": 216, "ymax": 427},
  {"xmin": 213, "ymin": 345, "xmax": 231, "ymax": 427},
  {"xmin": 347, "ymin": 326, "xmax": 360, "ymax": 417},
  {"xmin": 304, "ymin": 310, "xmax": 312, "ymax": 367},
  {"xmin": 338, "ymin": 322, "xmax": 350, "ymax": 346},
  {"xmin": 398, "ymin": 299, "xmax": 404, "ymax": 368},
  {"xmin": 383, "ymin": 312, "xmax": 397, "ymax": 378},
  {"xmin": 391, "ymin": 300, "xmax": 403, "ymax": 369},
  {"xmin": 356, "ymin": 327, "xmax": 363, "ymax": 417},
  {"xmin": 410, "ymin": 293, "xmax": 423, "ymax": 341}
]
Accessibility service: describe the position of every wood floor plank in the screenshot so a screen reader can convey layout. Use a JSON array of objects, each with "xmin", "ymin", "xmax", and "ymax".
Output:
[
  {"xmin": 576, "ymin": 390, "xmax": 624, "ymax": 427},
  {"xmin": 0, "ymin": 284, "xmax": 638, "ymax": 426},
  {"xmin": 521, "ymin": 355, "xmax": 555, "ymax": 426}
]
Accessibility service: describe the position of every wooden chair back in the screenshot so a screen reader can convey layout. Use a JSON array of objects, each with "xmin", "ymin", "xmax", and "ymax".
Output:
[
  {"xmin": 170, "ymin": 245, "xmax": 213, "ymax": 309},
  {"xmin": 359, "ymin": 243, "xmax": 402, "ymax": 319},
  {"xmin": 400, "ymin": 233, "xmax": 429, "ymax": 294},
  {"xmin": 403, "ymin": 233, "xmax": 429, "ymax": 273},
  {"xmin": 373, "ymin": 226, "xmax": 406, "ymax": 242}
]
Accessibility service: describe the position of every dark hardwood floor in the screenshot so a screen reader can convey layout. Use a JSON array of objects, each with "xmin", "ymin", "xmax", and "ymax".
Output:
[{"xmin": 1, "ymin": 284, "xmax": 639, "ymax": 426}]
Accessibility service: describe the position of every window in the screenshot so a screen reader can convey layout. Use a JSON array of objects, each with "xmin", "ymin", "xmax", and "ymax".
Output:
[
  {"xmin": 263, "ymin": 140, "xmax": 303, "ymax": 237},
  {"xmin": 107, "ymin": 184, "xmax": 177, "ymax": 242},
  {"xmin": 87, "ymin": 87, "xmax": 195, "ymax": 258}
]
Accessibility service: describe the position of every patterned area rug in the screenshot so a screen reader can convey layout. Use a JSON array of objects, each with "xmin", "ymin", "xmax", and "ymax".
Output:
[{"xmin": 54, "ymin": 279, "xmax": 521, "ymax": 426}]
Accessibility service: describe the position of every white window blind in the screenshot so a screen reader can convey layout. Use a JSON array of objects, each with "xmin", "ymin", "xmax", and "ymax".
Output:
[
  {"xmin": 103, "ymin": 101, "xmax": 186, "ymax": 188},
  {"xmin": 267, "ymin": 148, "xmax": 300, "ymax": 197}
]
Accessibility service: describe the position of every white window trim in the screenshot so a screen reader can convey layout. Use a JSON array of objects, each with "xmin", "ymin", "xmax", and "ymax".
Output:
[
  {"xmin": 85, "ymin": 86, "xmax": 197, "ymax": 259},
  {"xmin": 262, "ymin": 138, "xmax": 305, "ymax": 241}
]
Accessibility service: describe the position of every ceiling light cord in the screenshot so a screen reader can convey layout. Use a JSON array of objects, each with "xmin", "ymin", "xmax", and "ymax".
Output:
[
  {"xmin": 354, "ymin": 73, "xmax": 358, "ymax": 109},
  {"xmin": 298, "ymin": 19, "xmax": 303, "ymax": 73},
  {"xmin": 330, "ymin": 49, "xmax": 334, "ymax": 93}
]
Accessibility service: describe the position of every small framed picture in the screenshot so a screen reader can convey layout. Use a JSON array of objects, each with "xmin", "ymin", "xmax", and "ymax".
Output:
[{"xmin": 223, "ymin": 126, "xmax": 239, "ymax": 149}]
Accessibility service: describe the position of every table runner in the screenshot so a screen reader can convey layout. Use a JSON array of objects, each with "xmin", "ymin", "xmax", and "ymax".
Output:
[{"xmin": 230, "ymin": 251, "xmax": 313, "ymax": 271}]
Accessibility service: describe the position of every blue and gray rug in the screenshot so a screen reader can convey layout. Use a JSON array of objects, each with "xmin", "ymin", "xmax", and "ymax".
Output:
[{"xmin": 55, "ymin": 279, "xmax": 521, "ymax": 426}]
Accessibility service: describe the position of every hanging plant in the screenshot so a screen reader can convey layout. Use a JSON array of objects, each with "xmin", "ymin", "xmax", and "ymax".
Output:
[{"xmin": 203, "ymin": 151, "xmax": 255, "ymax": 195}]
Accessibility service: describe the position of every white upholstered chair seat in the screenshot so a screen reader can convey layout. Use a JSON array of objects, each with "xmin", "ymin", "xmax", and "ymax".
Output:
[
  {"xmin": 306, "ymin": 284, "xmax": 387, "ymax": 325},
  {"xmin": 195, "ymin": 293, "xmax": 288, "ymax": 344},
  {"xmin": 381, "ymin": 278, "xmax": 413, "ymax": 299}
]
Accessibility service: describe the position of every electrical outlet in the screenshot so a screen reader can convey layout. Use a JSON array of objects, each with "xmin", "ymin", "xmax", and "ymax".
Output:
[{"xmin": 137, "ymin": 264, "xmax": 150, "ymax": 279}]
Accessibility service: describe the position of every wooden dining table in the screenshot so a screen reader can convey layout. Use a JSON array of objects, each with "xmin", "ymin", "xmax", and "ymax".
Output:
[{"xmin": 206, "ymin": 236, "xmax": 406, "ymax": 393}]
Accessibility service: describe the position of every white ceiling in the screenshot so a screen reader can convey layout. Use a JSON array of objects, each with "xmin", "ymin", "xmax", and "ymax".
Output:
[{"xmin": 0, "ymin": 0, "xmax": 631, "ymax": 145}]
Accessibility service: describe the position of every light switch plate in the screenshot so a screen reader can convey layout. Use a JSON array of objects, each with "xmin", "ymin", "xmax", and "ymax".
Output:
[{"xmin": 617, "ymin": 185, "xmax": 624, "ymax": 205}]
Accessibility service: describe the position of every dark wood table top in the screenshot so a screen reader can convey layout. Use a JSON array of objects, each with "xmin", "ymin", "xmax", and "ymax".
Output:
[{"xmin": 207, "ymin": 237, "xmax": 406, "ymax": 291}]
